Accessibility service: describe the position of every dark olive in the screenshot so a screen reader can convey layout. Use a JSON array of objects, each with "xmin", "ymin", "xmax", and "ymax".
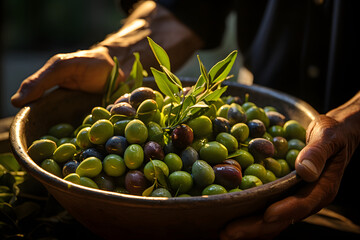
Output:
[
  {"xmin": 248, "ymin": 138, "xmax": 275, "ymax": 161},
  {"xmin": 163, "ymin": 140, "xmax": 181, "ymax": 155},
  {"xmin": 213, "ymin": 164, "xmax": 242, "ymax": 189},
  {"xmin": 110, "ymin": 102, "xmax": 136, "ymax": 116},
  {"xmin": 180, "ymin": 146, "xmax": 199, "ymax": 172},
  {"xmin": 212, "ymin": 117, "xmax": 231, "ymax": 136},
  {"xmin": 223, "ymin": 159, "xmax": 242, "ymax": 171},
  {"xmin": 62, "ymin": 160, "xmax": 79, "ymax": 177},
  {"xmin": 171, "ymin": 124, "xmax": 194, "ymax": 150},
  {"xmin": 79, "ymin": 147, "xmax": 106, "ymax": 161},
  {"xmin": 273, "ymin": 136, "xmax": 288, "ymax": 159},
  {"xmin": 125, "ymin": 170, "xmax": 150, "ymax": 196},
  {"xmin": 129, "ymin": 87, "xmax": 156, "ymax": 109},
  {"xmin": 225, "ymin": 96, "xmax": 243, "ymax": 105},
  {"xmin": 114, "ymin": 93, "xmax": 130, "ymax": 104},
  {"xmin": 227, "ymin": 103, "xmax": 247, "ymax": 125},
  {"xmin": 105, "ymin": 136, "xmax": 128, "ymax": 156},
  {"xmin": 143, "ymin": 141, "xmax": 165, "ymax": 162},
  {"xmin": 247, "ymin": 119, "xmax": 266, "ymax": 138},
  {"xmin": 266, "ymin": 111, "xmax": 286, "ymax": 127},
  {"xmin": 94, "ymin": 173, "xmax": 115, "ymax": 191}
]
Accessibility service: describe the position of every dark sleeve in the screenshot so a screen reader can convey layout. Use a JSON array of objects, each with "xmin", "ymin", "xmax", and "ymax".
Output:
[{"xmin": 118, "ymin": 0, "xmax": 234, "ymax": 49}]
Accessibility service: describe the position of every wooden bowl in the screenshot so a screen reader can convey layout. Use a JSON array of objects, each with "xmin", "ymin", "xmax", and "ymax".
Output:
[{"xmin": 10, "ymin": 79, "xmax": 318, "ymax": 240}]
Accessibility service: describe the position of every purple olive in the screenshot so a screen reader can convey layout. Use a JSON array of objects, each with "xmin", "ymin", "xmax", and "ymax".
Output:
[
  {"xmin": 247, "ymin": 119, "xmax": 266, "ymax": 138},
  {"xmin": 110, "ymin": 102, "xmax": 136, "ymax": 116},
  {"xmin": 171, "ymin": 124, "xmax": 194, "ymax": 150},
  {"xmin": 129, "ymin": 87, "xmax": 156, "ymax": 109},
  {"xmin": 143, "ymin": 141, "xmax": 165, "ymax": 162},
  {"xmin": 266, "ymin": 111, "xmax": 286, "ymax": 127},
  {"xmin": 213, "ymin": 164, "xmax": 242, "ymax": 189},
  {"xmin": 212, "ymin": 117, "xmax": 231, "ymax": 136},
  {"xmin": 248, "ymin": 138, "xmax": 275, "ymax": 161},
  {"xmin": 105, "ymin": 136, "xmax": 128, "ymax": 156},
  {"xmin": 125, "ymin": 170, "xmax": 150, "ymax": 196},
  {"xmin": 114, "ymin": 93, "xmax": 130, "ymax": 104}
]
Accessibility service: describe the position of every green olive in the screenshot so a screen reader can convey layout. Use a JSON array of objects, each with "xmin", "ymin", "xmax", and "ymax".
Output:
[
  {"xmin": 168, "ymin": 171, "xmax": 193, "ymax": 194},
  {"xmin": 48, "ymin": 123, "xmax": 74, "ymax": 139},
  {"xmin": 76, "ymin": 156, "xmax": 102, "ymax": 178},
  {"xmin": 113, "ymin": 119, "xmax": 130, "ymax": 136},
  {"xmin": 191, "ymin": 160, "xmax": 215, "ymax": 188},
  {"xmin": 277, "ymin": 159, "xmax": 291, "ymax": 177},
  {"xmin": 82, "ymin": 114, "xmax": 95, "ymax": 125},
  {"xmin": 287, "ymin": 139, "xmax": 306, "ymax": 151},
  {"xmin": 28, "ymin": 139, "xmax": 57, "ymax": 162},
  {"xmin": 263, "ymin": 170, "xmax": 277, "ymax": 183},
  {"xmin": 76, "ymin": 127, "xmax": 93, "ymax": 149},
  {"xmin": 267, "ymin": 125, "xmax": 285, "ymax": 138},
  {"xmin": 199, "ymin": 141, "xmax": 228, "ymax": 165},
  {"xmin": 164, "ymin": 153, "xmax": 183, "ymax": 173},
  {"xmin": 244, "ymin": 163, "xmax": 267, "ymax": 183},
  {"xmin": 53, "ymin": 143, "xmax": 77, "ymax": 163},
  {"xmin": 202, "ymin": 184, "xmax": 227, "ymax": 195},
  {"xmin": 150, "ymin": 188, "xmax": 172, "ymax": 197},
  {"xmin": 91, "ymin": 106, "xmax": 111, "ymax": 121},
  {"xmin": 154, "ymin": 90, "xmax": 164, "ymax": 110},
  {"xmin": 233, "ymin": 149, "xmax": 254, "ymax": 170},
  {"xmin": 136, "ymin": 99, "xmax": 158, "ymax": 124},
  {"xmin": 187, "ymin": 116, "xmax": 213, "ymax": 138},
  {"xmin": 283, "ymin": 120, "xmax": 306, "ymax": 142},
  {"xmin": 40, "ymin": 159, "xmax": 62, "ymax": 177},
  {"xmin": 88, "ymin": 119, "xmax": 114, "ymax": 145},
  {"xmin": 230, "ymin": 123, "xmax": 249, "ymax": 143},
  {"xmin": 143, "ymin": 160, "xmax": 169, "ymax": 182},
  {"xmin": 64, "ymin": 173, "xmax": 81, "ymax": 184},
  {"xmin": 239, "ymin": 175, "xmax": 263, "ymax": 190},
  {"xmin": 285, "ymin": 149, "xmax": 299, "ymax": 169},
  {"xmin": 216, "ymin": 104, "xmax": 231, "ymax": 118},
  {"xmin": 124, "ymin": 144, "xmax": 144, "ymax": 169},
  {"xmin": 125, "ymin": 119, "xmax": 148, "ymax": 144},
  {"xmin": 147, "ymin": 121, "xmax": 164, "ymax": 146},
  {"xmin": 79, "ymin": 176, "xmax": 99, "ymax": 189},
  {"xmin": 264, "ymin": 157, "xmax": 282, "ymax": 178},
  {"xmin": 103, "ymin": 154, "xmax": 126, "ymax": 177},
  {"xmin": 216, "ymin": 132, "xmax": 238, "ymax": 153}
]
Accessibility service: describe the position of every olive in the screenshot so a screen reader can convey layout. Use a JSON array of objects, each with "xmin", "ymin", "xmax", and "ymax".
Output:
[
  {"xmin": 171, "ymin": 124, "xmax": 194, "ymax": 150},
  {"xmin": 91, "ymin": 106, "xmax": 111, "ymax": 121},
  {"xmin": 191, "ymin": 160, "xmax": 215, "ymax": 188},
  {"xmin": 143, "ymin": 141, "xmax": 165, "ymax": 162},
  {"xmin": 105, "ymin": 136, "xmax": 128, "ymax": 156},
  {"xmin": 76, "ymin": 157, "xmax": 102, "ymax": 178},
  {"xmin": 154, "ymin": 90, "xmax": 164, "ymax": 110},
  {"xmin": 263, "ymin": 170, "xmax": 277, "ymax": 183},
  {"xmin": 80, "ymin": 176, "xmax": 99, "ymax": 189},
  {"xmin": 82, "ymin": 114, "xmax": 95, "ymax": 125},
  {"xmin": 244, "ymin": 163, "xmax": 267, "ymax": 183},
  {"xmin": 233, "ymin": 149, "xmax": 254, "ymax": 170},
  {"xmin": 40, "ymin": 135, "xmax": 59, "ymax": 143},
  {"xmin": 110, "ymin": 102, "xmax": 136, "ymax": 117},
  {"xmin": 88, "ymin": 119, "xmax": 114, "ymax": 145},
  {"xmin": 150, "ymin": 188, "xmax": 172, "ymax": 197},
  {"xmin": 124, "ymin": 144, "xmax": 144, "ymax": 169},
  {"xmin": 94, "ymin": 173, "xmax": 115, "ymax": 191},
  {"xmin": 287, "ymin": 139, "xmax": 306, "ymax": 151},
  {"xmin": 245, "ymin": 106, "xmax": 270, "ymax": 128},
  {"xmin": 103, "ymin": 154, "xmax": 126, "ymax": 177},
  {"xmin": 277, "ymin": 159, "xmax": 291, "ymax": 177},
  {"xmin": 187, "ymin": 116, "xmax": 213, "ymax": 138},
  {"xmin": 248, "ymin": 138, "xmax": 275, "ymax": 161},
  {"xmin": 53, "ymin": 143, "xmax": 77, "ymax": 163},
  {"xmin": 283, "ymin": 120, "xmax": 306, "ymax": 142},
  {"xmin": 62, "ymin": 160, "xmax": 79, "ymax": 177},
  {"xmin": 180, "ymin": 146, "xmax": 199, "ymax": 172},
  {"xmin": 228, "ymin": 188, "xmax": 242, "ymax": 193},
  {"xmin": 113, "ymin": 119, "xmax": 131, "ymax": 136},
  {"xmin": 286, "ymin": 149, "xmax": 299, "ymax": 169},
  {"xmin": 264, "ymin": 157, "xmax": 282, "ymax": 178},
  {"xmin": 143, "ymin": 160, "xmax": 169, "ymax": 182},
  {"xmin": 163, "ymin": 140, "xmax": 180, "ymax": 156},
  {"xmin": 202, "ymin": 184, "xmax": 227, "ymax": 195},
  {"xmin": 223, "ymin": 159, "xmax": 242, "ymax": 171},
  {"xmin": 64, "ymin": 173, "xmax": 81, "ymax": 185},
  {"xmin": 216, "ymin": 132, "xmax": 238, "ymax": 153},
  {"xmin": 273, "ymin": 136, "xmax": 288, "ymax": 159},
  {"xmin": 164, "ymin": 153, "xmax": 183, "ymax": 173},
  {"xmin": 247, "ymin": 119, "xmax": 266, "ymax": 138},
  {"xmin": 230, "ymin": 123, "xmax": 249, "ymax": 143},
  {"xmin": 224, "ymin": 96, "xmax": 243, "ymax": 105},
  {"xmin": 48, "ymin": 123, "xmax": 74, "ymax": 139},
  {"xmin": 28, "ymin": 139, "xmax": 57, "ymax": 162},
  {"xmin": 136, "ymin": 99, "xmax": 158, "ymax": 124},
  {"xmin": 199, "ymin": 141, "xmax": 228, "ymax": 165},
  {"xmin": 57, "ymin": 137, "xmax": 72, "ymax": 146},
  {"xmin": 212, "ymin": 117, "xmax": 231, "ymax": 136},
  {"xmin": 125, "ymin": 170, "xmax": 150, "ymax": 195},
  {"xmin": 129, "ymin": 87, "xmax": 156, "ymax": 109},
  {"xmin": 239, "ymin": 175, "xmax": 263, "ymax": 190},
  {"xmin": 168, "ymin": 171, "xmax": 193, "ymax": 194},
  {"xmin": 125, "ymin": 119, "xmax": 148, "ymax": 144},
  {"xmin": 79, "ymin": 147, "xmax": 106, "ymax": 161},
  {"xmin": 216, "ymin": 104, "xmax": 231, "ymax": 118},
  {"xmin": 40, "ymin": 159, "xmax": 62, "ymax": 178},
  {"xmin": 213, "ymin": 164, "xmax": 242, "ymax": 189},
  {"xmin": 267, "ymin": 125, "xmax": 285, "ymax": 138},
  {"xmin": 147, "ymin": 121, "xmax": 165, "ymax": 146},
  {"xmin": 266, "ymin": 111, "xmax": 286, "ymax": 127},
  {"xmin": 227, "ymin": 103, "xmax": 247, "ymax": 125},
  {"xmin": 242, "ymin": 102, "xmax": 256, "ymax": 111},
  {"xmin": 114, "ymin": 93, "xmax": 130, "ymax": 104},
  {"xmin": 190, "ymin": 137, "xmax": 208, "ymax": 152}
]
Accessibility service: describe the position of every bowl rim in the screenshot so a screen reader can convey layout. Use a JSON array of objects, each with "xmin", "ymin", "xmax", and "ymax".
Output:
[{"xmin": 9, "ymin": 80, "xmax": 318, "ymax": 208}]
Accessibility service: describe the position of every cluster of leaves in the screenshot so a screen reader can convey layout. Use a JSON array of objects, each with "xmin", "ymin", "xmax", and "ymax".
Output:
[{"xmin": 147, "ymin": 37, "xmax": 237, "ymax": 129}]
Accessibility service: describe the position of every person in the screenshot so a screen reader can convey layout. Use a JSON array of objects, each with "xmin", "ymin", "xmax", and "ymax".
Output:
[{"xmin": 11, "ymin": 0, "xmax": 360, "ymax": 239}]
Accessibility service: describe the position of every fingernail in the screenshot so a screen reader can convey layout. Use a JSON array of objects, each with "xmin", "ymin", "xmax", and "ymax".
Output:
[{"xmin": 299, "ymin": 159, "xmax": 318, "ymax": 176}]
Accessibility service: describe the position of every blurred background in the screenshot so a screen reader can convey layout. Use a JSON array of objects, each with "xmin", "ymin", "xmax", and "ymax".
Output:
[{"xmin": 0, "ymin": 0, "xmax": 239, "ymax": 118}]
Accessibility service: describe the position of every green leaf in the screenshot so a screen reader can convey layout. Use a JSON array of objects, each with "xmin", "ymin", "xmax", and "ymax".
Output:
[
  {"xmin": 160, "ymin": 65, "xmax": 182, "ymax": 90},
  {"xmin": 128, "ymin": 52, "xmax": 144, "ymax": 91},
  {"xmin": 147, "ymin": 37, "xmax": 171, "ymax": 70},
  {"xmin": 203, "ymin": 86, "xmax": 228, "ymax": 102},
  {"xmin": 0, "ymin": 153, "xmax": 20, "ymax": 172},
  {"xmin": 209, "ymin": 50, "xmax": 238, "ymax": 84},
  {"xmin": 142, "ymin": 183, "xmax": 155, "ymax": 197},
  {"xmin": 151, "ymin": 68, "xmax": 179, "ymax": 103},
  {"xmin": 197, "ymin": 55, "xmax": 210, "ymax": 89},
  {"xmin": 102, "ymin": 56, "xmax": 120, "ymax": 106}
]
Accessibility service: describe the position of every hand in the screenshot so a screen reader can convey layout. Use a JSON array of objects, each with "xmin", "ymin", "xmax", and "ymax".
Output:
[
  {"xmin": 221, "ymin": 94, "xmax": 360, "ymax": 240},
  {"xmin": 11, "ymin": 46, "xmax": 125, "ymax": 108}
]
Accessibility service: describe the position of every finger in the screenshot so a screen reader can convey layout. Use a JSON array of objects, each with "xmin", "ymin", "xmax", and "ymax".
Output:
[{"xmin": 295, "ymin": 115, "xmax": 340, "ymax": 182}]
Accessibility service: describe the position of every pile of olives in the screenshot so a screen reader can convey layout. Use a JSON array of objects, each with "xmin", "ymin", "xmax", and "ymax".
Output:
[{"xmin": 27, "ymin": 86, "xmax": 306, "ymax": 197}]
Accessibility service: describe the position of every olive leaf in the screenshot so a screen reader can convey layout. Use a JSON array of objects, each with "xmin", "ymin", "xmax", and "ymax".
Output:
[
  {"xmin": 208, "ymin": 50, "xmax": 238, "ymax": 84},
  {"xmin": 147, "ymin": 37, "xmax": 171, "ymax": 70},
  {"xmin": 142, "ymin": 183, "xmax": 155, "ymax": 197},
  {"xmin": 151, "ymin": 68, "xmax": 180, "ymax": 104},
  {"xmin": 0, "ymin": 153, "xmax": 21, "ymax": 172},
  {"xmin": 102, "ymin": 56, "xmax": 120, "ymax": 107}
]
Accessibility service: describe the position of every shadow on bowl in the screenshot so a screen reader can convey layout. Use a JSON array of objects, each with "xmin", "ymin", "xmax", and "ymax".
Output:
[{"xmin": 10, "ymin": 78, "xmax": 318, "ymax": 240}]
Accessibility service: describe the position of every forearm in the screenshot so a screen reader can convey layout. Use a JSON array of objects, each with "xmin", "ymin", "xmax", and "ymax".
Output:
[{"xmin": 94, "ymin": 1, "xmax": 204, "ymax": 76}]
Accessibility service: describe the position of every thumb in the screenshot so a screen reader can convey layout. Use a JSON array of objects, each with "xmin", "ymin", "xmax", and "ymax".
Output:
[{"xmin": 295, "ymin": 115, "xmax": 340, "ymax": 182}]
